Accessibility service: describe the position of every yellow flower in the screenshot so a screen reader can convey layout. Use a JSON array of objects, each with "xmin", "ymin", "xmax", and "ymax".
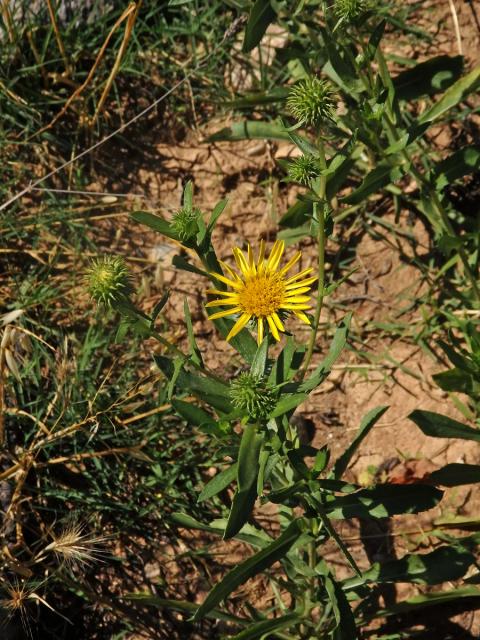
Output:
[{"xmin": 206, "ymin": 240, "xmax": 315, "ymax": 345}]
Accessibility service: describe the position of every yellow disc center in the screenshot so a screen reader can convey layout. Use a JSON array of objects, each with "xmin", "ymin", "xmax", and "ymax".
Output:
[{"xmin": 238, "ymin": 275, "xmax": 285, "ymax": 317}]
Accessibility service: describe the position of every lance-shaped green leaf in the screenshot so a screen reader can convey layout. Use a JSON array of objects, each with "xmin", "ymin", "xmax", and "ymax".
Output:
[
  {"xmin": 223, "ymin": 87, "xmax": 289, "ymax": 109},
  {"xmin": 433, "ymin": 145, "xmax": 480, "ymax": 190},
  {"xmin": 250, "ymin": 337, "xmax": 269, "ymax": 378},
  {"xmin": 192, "ymin": 519, "xmax": 303, "ymax": 621},
  {"xmin": 418, "ymin": 63, "xmax": 480, "ymax": 124},
  {"xmin": 155, "ymin": 355, "xmax": 232, "ymax": 412},
  {"xmin": 184, "ymin": 298, "xmax": 203, "ymax": 367},
  {"xmin": 333, "ymin": 406, "xmax": 389, "ymax": 479},
  {"xmin": 343, "ymin": 159, "xmax": 403, "ymax": 205},
  {"xmin": 368, "ymin": 586, "xmax": 480, "ymax": 619},
  {"xmin": 171, "ymin": 512, "xmax": 272, "ymax": 548},
  {"xmin": 198, "ymin": 463, "xmax": 238, "ymax": 502},
  {"xmin": 172, "ymin": 398, "xmax": 212, "ymax": 426},
  {"xmin": 242, "ymin": 0, "xmax": 276, "ymax": 53},
  {"xmin": 393, "ymin": 55, "xmax": 464, "ymax": 101},
  {"xmin": 300, "ymin": 313, "xmax": 352, "ymax": 393},
  {"xmin": 224, "ymin": 423, "xmax": 264, "ymax": 539},
  {"xmin": 207, "ymin": 198, "xmax": 228, "ymax": 233},
  {"xmin": 326, "ymin": 484, "xmax": 443, "ymax": 520},
  {"xmin": 131, "ymin": 211, "xmax": 179, "ymax": 240},
  {"xmin": 408, "ymin": 410, "xmax": 480, "ymax": 442},
  {"xmin": 229, "ymin": 613, "xmax": 300, "ymax": 640},
  {"xmin": 344, "ymin": 545, "xmax": 474, "ymax": 590},
  {"xmin": 208, "ymin": 120, "xmax": 295, "ymax": 143},
  {"xmin": 124, "ymin": 594, "xmax": 245, "ymax": 623},
  {"xmin": 319, "ymin": 562, "xmax": 358, "ymax": 640}
]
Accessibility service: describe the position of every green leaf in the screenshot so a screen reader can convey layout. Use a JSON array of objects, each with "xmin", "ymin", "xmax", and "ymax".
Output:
[
  {"xmin": 131, "ymin": 211, "xmax": 178, "ymax": 240},
  {"xmin": 251, "ymin": 337, "xmax": 269, "ymax": 378},
  {"xmin": 242, "ymin": 0, "xmax": 276, "ymax": 53},
  {"xmin": 370, "ymin": 586, "xmax": 480, "ymax": 619},
  {"xmin": 271, "ymin": 392, "xmax": 308, "ymax": 418},
  {"xmin": 300, "ymin": 313, "xmax": 352, "ymax": 393},
  {"xmin": 155, "ymin": 355, "xmax": 232, "ymax": 412},
  {"xmin": 224, "ymin": 424, "xmax": 264, "ymax": 539},
  {"xmin": 433, "ymin": 145, "xmax": 480, "ymax": 190},
  {"xmin": 287, "ymin": 131, "xmax": 318, "ymax": 157},
  {"xmin": 408, "ymin": 409, "xmax": 480, "ymax": 442},
  {"xmin": 344, "ymin": 545, "xmax": 474, "ymax": 590},
  {"xmin": 171, "ymin": 254, "xmax": 209, "ymax": 277},
  {"xmin": 124, "ymin": 594, "xmax": 244, "ymax": 623},
  {"xmin": 363, "ymin": 20, "xmax": 386, "ymax": 64},
  {"xmin": 326, "ymin": 484, "xmax": 443, "ymax": 520},
  {"xmin": 172, "ymin": 398, "xmax": 212, "ymax": 426},
  {"xmin": 184, "ymin": 298, "xmax": 203, "ymax": 367},
  {"xmin": 433, "ymin": 368, "xmax": 474, "ymax": 394},
  {"xmin": 171, "ymin": 512, "xmax": 271, "ymax": 548},
  {"xmin": 208, "ymin": 120, "xmax": 293, "ymax": 143},
  {"xmin": 418, "ymin": 63, "xmax": 480, "ymax": 124},
  {"xmin": 192, "ymin": 519, "xmax": 303, "ymax": 621},
  {"xmin": 229, "ymin": 613, "xmax": 300, "ymax": 640},
  {"xmin": 207, "ymin": 198, "xmax": 228, "ymax": 232},
  {"xmin": 393, "ymin": 55, "xmax": 464, "ymax": 101},
  {"xmin": 198, "ymin": 463, "xmax": 238, "ymax": 502},
  {"xmin": 322, "ymin": 567, "xmax": 358, "ymax": 640},
  {"xmin": 183, "ymin": 180, "xmax": 193, "ymax": 209},
  {"xmin": 333, "ymin": 406, "xmax": 389, "ymax": 479},
  {"xmin": 224, "ymin": 88, "xmax": 289, "ymax": 109},
  {"xmin": 343, "ymin": 160, "xmax": 403, "ymax": 205},
  {"xmin": 279, "ymin": 198, "xmax": 312, "ymax": 228},
  {"xmin": 429, "ymin": 463, "xmax": 480, "ymax": 487}
]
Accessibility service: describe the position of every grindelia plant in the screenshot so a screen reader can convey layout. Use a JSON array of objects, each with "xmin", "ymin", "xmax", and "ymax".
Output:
[{"xmin": 86, "ymin": 180, "xmax": 478, "ymax": 638}]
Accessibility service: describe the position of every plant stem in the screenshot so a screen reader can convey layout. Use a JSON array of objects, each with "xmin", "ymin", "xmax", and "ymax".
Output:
[{"xmin": 300, "ymin": 142, "xmax": 327, "ymax": 380}]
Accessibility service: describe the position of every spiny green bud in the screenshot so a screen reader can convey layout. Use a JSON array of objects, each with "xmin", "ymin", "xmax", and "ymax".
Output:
[
  {"xmin": 334, "ymin": 0, "xmax": 371, "ymax": 22},
  {"xmin": 85, "ymin": 256, "xmax": 132, "ymax": 308},
  {"xmin": 230, "ymin": 372, "xmax": 277, "ymax": 421},
  {"xmin": 288, "ymin": 155, "xmax": 320, "ymax": 186},
  {"xmin": 287, "ymin": 78, "xmax": 335, "ymax": 126},
  {"xmin": 170, "ymin": 206, "xmax": 201, "ymax": 243}
]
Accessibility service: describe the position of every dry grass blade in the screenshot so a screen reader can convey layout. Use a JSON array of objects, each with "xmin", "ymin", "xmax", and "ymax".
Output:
[
  {"xmin": 30, "ymin": 2, "xmax": 138, "ymax": 139},
  {"xmin": 45, "ymin": 0, "xmax": 71, "ymax": 74},
  {"xmin": 91, "ymin": 1, "xmax": 143, "ymax": 127}
]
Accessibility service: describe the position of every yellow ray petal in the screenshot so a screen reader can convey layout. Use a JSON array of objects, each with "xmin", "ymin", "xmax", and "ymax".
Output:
[
  {"xmin": 267, "ymin": 314, "xmax": 280, "ymax": 341},
  {"xmin": 218, "ymin": 260, "xmax": 242, "ymax": 281},
  {"xmin": 279, "ymin": 251, "xmax": 301, "ymax": 276},
  {"xmin": 206, "ymin": 289, "xmax": 239, "ymax": 298},
  {"xmin": 233, "ymin": 247, "xmax": 250, "ymax": 277},
  {"xmin": 266, "ymin": 240, "xmax": 285, "ymax": 272},
  {"xmin": 247, "ymin": 243, "xmax": 256, "ymax": 274},
  {"xmin": 272, "ymin": 312, "xmax": 285, "ymax": 332},
  {"xmin": 284, "ymin": 295, "xmax": 311, "ymax": 303},
  {"xmin": 284, "ymin": 286, "xmax": 312, "ymax": 296},
  {"xmin": 280, "ymin": 303, "xmax": 311, "ymax": 310},
  {"xmin": 210, "ymin": 271, "xmax": 243, "ymax": 290},
  {"xmin": 294, "ymin": 310, "xmax": 311, "ymax": 325},
  {"xmin": 257, "ymin": 317, "xmax": 264, "ymax": 345},
  {"xmin": 286, "ymin": 276, "xmax": 317, "ymax": 290},
  {"xmin": 205, "ymin": 299, "xmax": 240, "ymax": 307},
  {"xmin": 285, "ymin": 267, "xmax": 313, "ymax": 284},
  {"xmin": 226, "ymin": 313, "xmax": 251, "ymax": 341},
  {"xmin": 208, "ymin": 307, "xmax": 242, "ymax": 320}
]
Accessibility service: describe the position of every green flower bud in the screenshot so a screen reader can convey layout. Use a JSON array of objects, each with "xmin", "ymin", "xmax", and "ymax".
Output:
[
  {"xmin": 288, "ymin": 155, "xmax": 320, "ymax": 186},
  {"xmin": 230, "ymin": 372, "xmax": 277, "ymax": 421},
  {"xmin": 170, "ymin": 206, "xmax": 201, "ymax": 243},
  {"xmin": 287, "ymin": 78, "xmax": 335, "ymax": 126},
  {"xmin": 334, "ymin": 0, "xmax": 371, "ymax": 22},
  {"xmin": 85, "ymin": 256, "xmax": 132, "ymax": 308}
]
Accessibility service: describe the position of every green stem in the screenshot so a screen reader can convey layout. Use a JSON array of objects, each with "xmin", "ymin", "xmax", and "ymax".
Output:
[{"xmin": 300, "ymin": 141, "xmax": 327, "ymax": 379}]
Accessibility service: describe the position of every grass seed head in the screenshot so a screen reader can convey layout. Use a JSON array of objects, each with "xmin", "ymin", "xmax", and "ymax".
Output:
[
  {"xmin": 44, "ymin": 520, "xmax": 107, "ymax": 569},
  {"xmin": 287, "ymin": 77, "xmax": 336, "ymax": 126}
]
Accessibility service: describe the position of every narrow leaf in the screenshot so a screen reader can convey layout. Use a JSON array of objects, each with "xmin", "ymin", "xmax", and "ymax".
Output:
[{"xmin": 408, "ymin": 410, "xmax": 480, "ymax": 442}]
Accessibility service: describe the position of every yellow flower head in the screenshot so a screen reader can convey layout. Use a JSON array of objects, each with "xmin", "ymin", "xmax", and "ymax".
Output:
[{"xmin": 206, "ymin": 240, "xmax": 315, "ymax": 345}]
